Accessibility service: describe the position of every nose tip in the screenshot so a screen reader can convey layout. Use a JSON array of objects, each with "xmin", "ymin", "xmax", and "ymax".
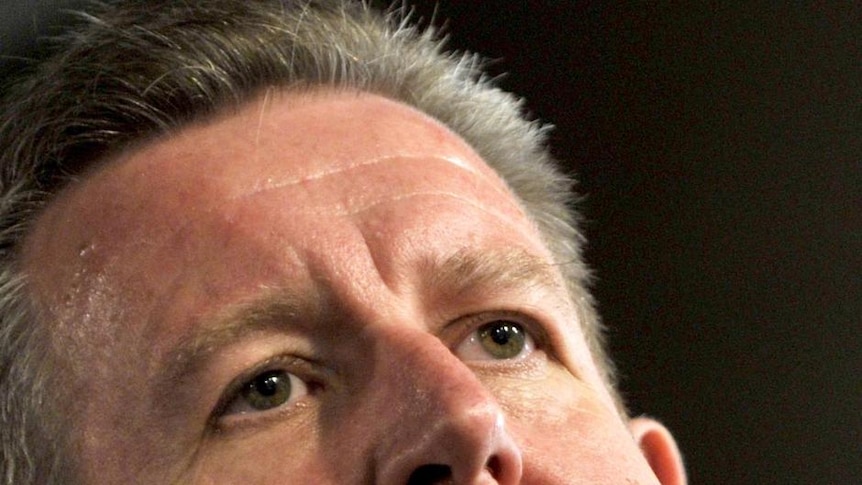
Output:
[
  {"xmin": 371, "ymin": 330, "xmax": 523, "ymax": 485},
  {"xmin": 397, "ymin": 405, "xmax": 522, "ymax": 485},
  {"xmin": 381, "ymin": 406, "xmax": 523, "ymax": 485}
]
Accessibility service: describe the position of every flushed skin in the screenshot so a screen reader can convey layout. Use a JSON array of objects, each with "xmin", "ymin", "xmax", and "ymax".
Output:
[{"xmin": 23, "ymin": 90, "xmax": 685, "ymax": 484}]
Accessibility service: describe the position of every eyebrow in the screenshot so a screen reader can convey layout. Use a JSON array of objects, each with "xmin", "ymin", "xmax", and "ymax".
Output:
[
  {"xmin": 153, "ymin": 289, "xmax": 319, "ymax": 412},
  {"xmin": 421, "ymin": 248, "xmax": 568, "ymax": 306},
  {"xmin": 152, "ymin": 249, "xmax": 569, "ymax": 415}
]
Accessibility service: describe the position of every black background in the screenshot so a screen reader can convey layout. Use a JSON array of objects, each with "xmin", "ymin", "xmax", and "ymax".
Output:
[{"xmin": 3, "ymin": 1, "xmax": 861, "ymax": 483}]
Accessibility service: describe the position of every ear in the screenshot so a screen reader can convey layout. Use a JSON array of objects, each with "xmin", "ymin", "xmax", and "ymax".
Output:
[{"xmin": 629, "ymin": 416, "xmax": 687, "ymax": 485}]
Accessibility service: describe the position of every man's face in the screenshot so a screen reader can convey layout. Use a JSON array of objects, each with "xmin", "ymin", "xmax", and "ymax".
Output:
[{"xmin": 23, "ymin": 91, "xmax": 675, "ymax": 483}]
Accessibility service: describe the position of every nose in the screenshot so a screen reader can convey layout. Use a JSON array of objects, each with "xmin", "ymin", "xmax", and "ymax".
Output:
[{"xmin": 370, "ymin": 327, "xmax": 523, "ymax": 485}]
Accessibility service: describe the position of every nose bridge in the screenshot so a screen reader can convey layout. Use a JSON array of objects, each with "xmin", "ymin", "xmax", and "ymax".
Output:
[{"xmin": 370, "ymin": 326, "xmax": 523, "ymax": 484}]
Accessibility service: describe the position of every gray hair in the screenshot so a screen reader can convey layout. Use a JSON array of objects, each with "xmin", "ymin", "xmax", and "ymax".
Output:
[{"xmin": 0, "ymin": 1, "xmax": 612, "ymax": 482}]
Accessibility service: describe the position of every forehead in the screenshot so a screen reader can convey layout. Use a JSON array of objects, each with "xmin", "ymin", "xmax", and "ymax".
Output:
[
  {"xmin": 21, "ymin": 89, "xmax": 554, "ymax": 346},
  {"xmin": 25, "ymin": 90, "xmax": 528, "ymax": 275},
  {"xmin": 36, "ymin": 91, "xmax": 514, "ymax": 240}
]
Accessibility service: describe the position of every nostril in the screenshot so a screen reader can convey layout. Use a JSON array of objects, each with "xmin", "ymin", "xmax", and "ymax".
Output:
[
  {"xmin": 407, "ymin": 464, "xmax": 453, "ymax": 485},
  {"xmin": 485, "ymin": 455, "xmax": 502, "ymax": 478}
]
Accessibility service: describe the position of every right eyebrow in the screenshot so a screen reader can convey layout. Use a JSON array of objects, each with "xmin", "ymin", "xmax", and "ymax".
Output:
[
  {"xmin": 152, "ymin": 289, "xmax": 319, "ymax": 411},
  {"xmin": 149, "ymin": 249, "xmax": 570, "ymax": 420}
]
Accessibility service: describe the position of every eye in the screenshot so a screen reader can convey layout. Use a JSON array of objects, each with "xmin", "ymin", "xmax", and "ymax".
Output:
[
  {"xmin": 218, "ymin": 368, "xmax": 310, "ymax": 417},
  {"xmin": 455, "ymin": 319, "xmax": 535, "ymax": 361}
]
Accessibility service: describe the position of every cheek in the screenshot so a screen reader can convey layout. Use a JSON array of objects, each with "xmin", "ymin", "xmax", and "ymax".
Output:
[
  {"xmin": 187, "ymin": 418, "xmax": 329, "ymax": 484},
  {"xmin": 501, "ymin": 371, "xmax": 656, "ymax": 482},
  {"xmin": 189, "ymin": 456, "xmax": 331, "ymax": 485}
]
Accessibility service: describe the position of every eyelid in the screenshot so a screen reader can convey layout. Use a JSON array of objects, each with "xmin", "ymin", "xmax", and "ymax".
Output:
[
  {"xmin": 208, "ymin": 354, "xmax": 322, "ymax": 427},
  {"xmin": 451, "ymin": 310, "xmax": 553, "ymax": 356}
]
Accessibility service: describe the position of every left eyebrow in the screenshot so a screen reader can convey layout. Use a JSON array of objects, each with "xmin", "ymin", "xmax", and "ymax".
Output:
[
  {"xmin": 150, "ymin": 249, "xmax": 570, "ymax": 419},
  {"xmin": 419, "ymin": 248, "xmax": 570, "ymax": 306}
]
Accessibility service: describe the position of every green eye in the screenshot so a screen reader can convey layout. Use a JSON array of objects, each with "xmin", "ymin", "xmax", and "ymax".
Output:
[
  {"xmin": 215, "ymin": 361, "xmax": 313, "ymax": 422},
  {"xmin": 238, "ymin": 369, "xmax": 293, "ymax": 411},
  {"xmin": 476, "ymin": 321, "xmax": 527, "ymax": 359}
]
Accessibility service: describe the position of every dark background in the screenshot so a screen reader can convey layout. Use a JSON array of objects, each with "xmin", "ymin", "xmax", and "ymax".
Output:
[
  {"xmin": 2, "ymin": 1, "xmax": 860, "ymax": 483},
  {"xmin": 399, "ymin": 3, "xmax": 860, "ymax": 484}
]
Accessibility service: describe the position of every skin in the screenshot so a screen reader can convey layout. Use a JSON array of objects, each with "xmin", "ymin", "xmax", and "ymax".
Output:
[{"xmin": 23, "ymin": 90, "xmax": 685, "ymax": 484}]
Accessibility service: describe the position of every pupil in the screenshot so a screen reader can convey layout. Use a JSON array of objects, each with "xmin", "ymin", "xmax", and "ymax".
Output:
[
  {"xmin": 240, "ymin": 369, "xmax": 292, "ymax": 411},
  {"xmin": 478, "ymin": 321, "xmax": 526, "ymax": 360},
  {"xmin": 255, "ymin": 372, "xmax": 281, "ymax": 396},
  {"xmin": 490, "ymin": 324, "xmax": 514, "ymax": 344}
]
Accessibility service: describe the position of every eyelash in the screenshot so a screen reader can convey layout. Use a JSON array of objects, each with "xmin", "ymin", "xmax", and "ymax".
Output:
[
  {"xmin": 208, "ymin": 354, "xmax": 321, "ymax": 427},
  {"xmin": 207, "ymin": 310, "xmax": 555, "ymax": 430},
  {"xmin": 457, "ymin": 310, "xmax": 551, "ymax": 353}
]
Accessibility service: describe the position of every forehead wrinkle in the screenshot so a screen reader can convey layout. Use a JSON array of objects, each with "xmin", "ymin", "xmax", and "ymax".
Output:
[
  {"xmin": 310, "ymin": 191, "xmax": 528, "ymax": 224},
  {"xmin": 128, "ymin": 187, "xmax": 524, "ymax": 260},
  {"xmin": 227, "ymin": 153, "xmax": 508, "ymax": 202}
]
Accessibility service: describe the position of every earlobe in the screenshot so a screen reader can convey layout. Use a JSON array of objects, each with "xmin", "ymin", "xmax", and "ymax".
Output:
[{"xmin": 629, "ymin": 416, "xmax": 687, "ymax": 485}]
